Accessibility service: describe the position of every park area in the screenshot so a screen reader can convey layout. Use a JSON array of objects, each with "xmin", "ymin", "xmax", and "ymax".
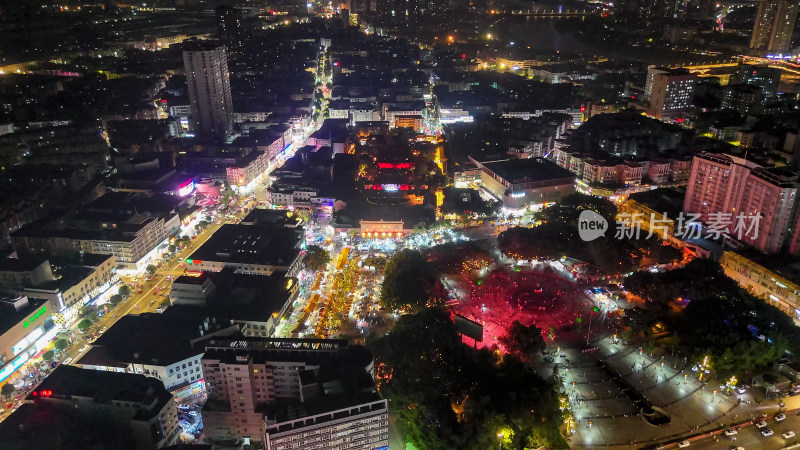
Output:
[{"xmin": 451, "ymin": 265, "xmax": 609, "ymax": 351}]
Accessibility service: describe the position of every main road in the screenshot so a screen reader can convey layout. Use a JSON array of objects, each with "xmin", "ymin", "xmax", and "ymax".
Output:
[{"xmin": 671, "ymin": 413, "xmax": 800, "ymax": 450}]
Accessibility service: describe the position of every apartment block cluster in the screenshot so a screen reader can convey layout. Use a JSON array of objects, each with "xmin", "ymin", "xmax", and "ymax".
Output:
[
  {"xmin": 10, "ymin": 191, "xmax": 187, "ymax": 272},
  {"xmin": 0, "ymin": 364, "xmax": 183, "ymax": 449},
  {"xmin": 549, "ymin": 148, "xmax": 692, "ymax": 192},
  {"xmin": 202, "ymin": 337, "xmax": 388, "ymax": 449},
  {"xmin": 69, "ymin": 307, "xmax": 389, "ymax": 449},
  {"xmin": 683, "ymin": 152, "xmax": 800, "ymax": 254}
]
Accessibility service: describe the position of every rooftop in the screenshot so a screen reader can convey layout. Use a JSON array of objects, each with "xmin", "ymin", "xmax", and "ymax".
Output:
[
  {"xmin": 0, "ymin": 403, "xmax": 142, "ymax": 450},
  {"xmin": 240, "ymin": 209, "xmax": 304, "ymax": 228},
  {"xmin": 188, "ymin": 224, "xmax": 302, "ymax": 268},
  {"xmin": 207, "ymin": 270, "xmax": 296, "ymax": 322},
  {"xmin": 0, "ymin": 296, "xmax": 48, "ymax": 337},
  {"xmin": 85, "ymin": 305, "xmax": 235, "ymax": 367},
  {"xmin": 628, "ymin": 188, "xmax": 686, "ymax": 219},
  {"xmin": 27, "ymin": 365, "xmax": 172, "ymax": 420},
  {"xmin": 481, "ymin": 158, "xmax": 576, "ymax": 185},
  {"xmin": 0, "ymin": 257, "xmax": 49, "ymax": 272},
  {"xmin": 36, "ymin": 266, "xmax": 94, "ymax": 292}
]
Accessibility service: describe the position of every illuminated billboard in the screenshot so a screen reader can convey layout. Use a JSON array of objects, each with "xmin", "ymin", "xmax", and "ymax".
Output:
[
  {"xmin": 0, "ymin": 352, "xmax": 29, "ymax": 383},
  {"xmin": 178, "ymin": 179, "xmax": 195, "ymax": 196}
]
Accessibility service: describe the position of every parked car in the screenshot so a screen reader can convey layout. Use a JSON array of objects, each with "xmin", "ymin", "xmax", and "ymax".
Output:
[
  {"xmin": 761, "ymin": 429, "xmax": 774, "ymax": 437},
  {"xmin": 775, "ymin": 413, "xmax": 786, "ymax": 422},
  {"xmin": 756, "ymin": 420, "xmax": 768, "ymax": 428},
  {"xmin": 783, "ymin": 431, "xmax": 796, "ymax": 439}
]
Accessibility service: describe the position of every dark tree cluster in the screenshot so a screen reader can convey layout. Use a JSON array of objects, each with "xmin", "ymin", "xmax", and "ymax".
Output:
[
  {"xmin": 425, "ymin": 241, "xmax": 493, "ymax": 275},
  {"xmin": 369, "ymin": 308, "xmax": 567, "ymax": 449},
  {"xmin": 499, "ymin": 194, "xmax": 681, "ymax": 273},
  {"xmin": 624, "ymin": 259, "xmax": 800, "ymax": 376},
  {"xmin": 303, "ymin": 245, "xmax": 331, "ymax": 272},
  {"xmin": 379, "ymin": 250, "xmax": 447, "ymax": 311}
]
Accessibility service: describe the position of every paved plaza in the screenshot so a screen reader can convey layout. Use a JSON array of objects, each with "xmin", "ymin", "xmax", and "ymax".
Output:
[{"xmin": 543, "ymin": 335, "xmax": 780, "ymax": 448}]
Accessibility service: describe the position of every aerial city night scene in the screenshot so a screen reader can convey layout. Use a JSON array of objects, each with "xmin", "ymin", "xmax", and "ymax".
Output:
[{"xmin": 0, "ymin": 0, "xmax": 798, "ymax": 448}]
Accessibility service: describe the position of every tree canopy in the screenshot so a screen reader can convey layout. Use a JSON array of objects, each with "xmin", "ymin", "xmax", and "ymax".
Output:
[
  {"xmin": 369, "ymin": 308, "xmax": 567, "ymax": 449},
  {"xmin": 379, "ymin": 250, "xmax": 446, "ymax": 311},
  {"xmin": 77, "ymin": 319, "xmax": 92, "ymax": 331},
  {"xmin": 54, "ymin": 339, "xmax": 69, "ymax": 351},
  {"xmin": 624, "ymin": 259, "xmax": 800, "ymax": 376},
  {"xmin": 118, "ymin": 285, "xmax": 130, "ymax": 297},
  {"xmin": 109, "ymin": 294, "xmax": 123, "ymax": 305},
  {"xmin": 425, "ymin": 241, "xmax": 493, "ymax": 275},
  {"xmin": 1, "ymin": 383, "xmax": 15, "ymax": 397},
  {"xmin": 499, "ymin": 321, "xmax": 546, "ymax": 359},
  {"xmin": 303, "ymin": 245, "xmax": 331, "ymax": 272}
]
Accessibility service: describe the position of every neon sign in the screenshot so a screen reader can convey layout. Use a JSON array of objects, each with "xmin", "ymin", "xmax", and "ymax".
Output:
[
  {"xmin": 364, "ymin": 184, "xmax": 411, "ymax": 191},
  {"xmin": 377, "ymin": 162, "xmax": 414, "ymax": 169},
  {"xmin": 23, "ymin": 306, "xmax": 47, "ymax": 328},
  {"xmin": 178, "ymin": 179, "xmax": 195, "ymax": 196}
]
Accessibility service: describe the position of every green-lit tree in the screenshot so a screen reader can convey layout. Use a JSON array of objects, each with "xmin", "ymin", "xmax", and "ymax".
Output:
[
  {"xmin": 77, "ymin": 319, "xmax": 92, "ymax": 331},
  {"xmin": 54, "ymin": 339, "xmax": 69, "ymax": 351},
  {"xmin": 42, "ymin": 350, "xmax": 55, "ymax": 362},
  {"xmin": 118, "ymin": 285, "xmax": 130, "ymax": 297},
  {"xmin": 146, "ymin": 264, "xmax": 157, "ymax": 275},
  {"xmin": 109, "ymin": 294, "xmax": 123, "ymax": 306},
  {"xmin": 1, "ymin": 383, "xmax": 15, "ymax": 398}
]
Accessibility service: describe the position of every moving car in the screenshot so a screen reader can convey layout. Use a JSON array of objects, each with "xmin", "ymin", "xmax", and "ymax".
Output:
[
  {"xmin": 678, "ymin": 440, "xmax": 690, "ymax": 448},
  {"xmin": 63, "ymin": 358, "xmax": 73, "ymax": 365},
  {"xmin": 783, "ymin": 431, "xmax": 795, "ymax": 439},
  {"xmin": 775, "ymin": 413, "xmax": 786, "ymax": 422},
  {"xmin": 756, "ymin": 421, "xmax": 768, "ymax": 428},
  {"xmin": 724, "ymin": 428, "xmax": 738, "ymax": 437},
  {"xmin": 761, "ymin": 429, "xmax": 774, "ymax": 437}
]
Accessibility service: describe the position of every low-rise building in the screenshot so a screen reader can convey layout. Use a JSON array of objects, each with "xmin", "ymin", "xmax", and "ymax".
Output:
[
  {"xmin": 0, "ymin": 365, "xmax": 180, "ymax": 449},
  {"xmin": 0, "ymin": 295, "xmax": 57, "ymax": 385},
  {"xmin": 76, "ymin": 305, "xmax": 239, "ymax": 399},
  {"xmin": 476, "ymin": 158, "xmax": 576, "ymax": 211},
  {"xmin": 719, "ymin": 251, "xmax": 800, "ymax": 319},
  {"xmin": 169, "ymin": 272, "xmax": 217, "ymax": 306},
  {"xmin": 0, "ymin": 254, "xmax": 117, "ymax": 325},
  {"xmin": 186, "ymin": 224, "xmax": 304, "ymax": 277}
]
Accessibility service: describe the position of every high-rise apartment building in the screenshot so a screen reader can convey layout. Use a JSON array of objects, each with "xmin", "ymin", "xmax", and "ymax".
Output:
[
  {"xmin": 200, "ymin": 337, "xmax": 389, "ymax": 448},
  {"xmin": 749, "ymin": 0, "xmax": 799, "ymax": 55},
  {"xmin": 183, "ymin": 41, "xmax": 234, "ymax": 142},
  {"xmin": 216, "ymin": 6, "xmax": 246, "ymax": 58},
  {"xmin": 732, "ymin": 64, "xmax": 783, "ymax": 97},
  {"xmin": 683, "ymin": 152, "xmax": 798, "ymax": 253},
  {"xmin": 643, "ymin": 66, "xmax": 697, "ymax": 120}
]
